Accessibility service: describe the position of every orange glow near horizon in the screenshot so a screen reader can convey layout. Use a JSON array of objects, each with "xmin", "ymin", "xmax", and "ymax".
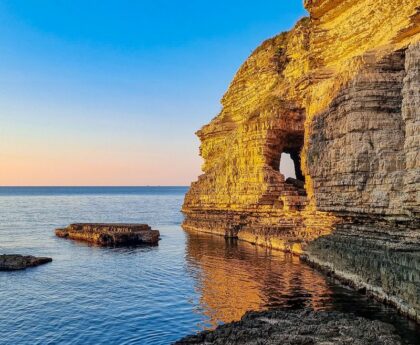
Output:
[
  {"xmin": 0, "ymin": 138, "xmax": 202, "ymax": 186},
  {"xmin": 0, "ymin": 1, "xmax": 306, "ymax": 187}
]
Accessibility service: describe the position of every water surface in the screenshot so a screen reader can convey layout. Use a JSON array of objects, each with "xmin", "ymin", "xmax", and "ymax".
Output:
[{"xmin": 0, "ymin": 187, "xmax": 418, "ymax": 344}]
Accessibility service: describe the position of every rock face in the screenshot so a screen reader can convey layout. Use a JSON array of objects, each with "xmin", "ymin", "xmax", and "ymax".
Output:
[
  {"xmin": 0, "ymin": 254, "xmax": 52, "ymax": 271},
  {"xmin": 302, "ymin": 221, "xmax": 420, "ymax": 322},
  {"xmin": 55, "ymin": 223, "xmax": 160, "ymax": 246},
  {"xmin": 174, "ymin": 309, "xmax": 402, "ymax": 345},
  {"xmin": 183, "ymin": 0, "xmax": 419, "ymax": 321}
]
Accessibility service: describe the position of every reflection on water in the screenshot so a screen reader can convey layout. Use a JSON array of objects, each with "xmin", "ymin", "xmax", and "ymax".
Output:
[
  {"xmin": 185, "ymin": 231, "xmax": 333, "ymax": 328},
  {"xmin": 184, "ymin": 230, "xmax": 420, "ymax": 344},
  {"xmin": 0, "ymin": 187, "xmax": 419, "ymax": 345}
]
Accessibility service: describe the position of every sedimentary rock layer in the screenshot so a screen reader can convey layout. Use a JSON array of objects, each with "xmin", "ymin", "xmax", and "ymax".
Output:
[
  {"xmin": 303, "ymin": 41, "xmax": 420, "ymax": 322},
  {"xmin": 174, "ymin": 309, "xmax": 402, "ymax": 345},
  {"xmin": 0, "ymin": 254, "xmax": 52, "ymax": 271},
  {"xmin": 303, "ymin": 218, "xmax": 420, "ymax": 322},
  {"xmin": 183, "ymin": 0, "xmax": 419, "ymax": 321},
  {"xmin": 55, "ymin": 223, "xmax": 160, "ymax": 246}
]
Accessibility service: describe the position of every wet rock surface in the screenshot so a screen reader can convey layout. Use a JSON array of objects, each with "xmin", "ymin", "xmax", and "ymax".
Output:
[
  {"xmin": 0, "ymin": 254, "xmax": 52, "ymax": 271},
  {"xmin": 304, "ymin": 219, "xmax": 420, "ymax": 323},
  {"xmin": 174, "ymin": 309, "xmax": 402, "ymax": 345},
  {"xmin": 55, "ymin": 223, "xmax": 160, "ymax": 246}
]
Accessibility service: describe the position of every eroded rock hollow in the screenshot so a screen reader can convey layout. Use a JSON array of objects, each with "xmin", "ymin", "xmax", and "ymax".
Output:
[{"xmin": 183, "ymin": 0, "xmax": 420, "ymax": 321}]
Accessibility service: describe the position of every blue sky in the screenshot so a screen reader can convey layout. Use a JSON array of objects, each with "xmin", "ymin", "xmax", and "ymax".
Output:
[{"xmin": 0, "ymin": 1, "xmax": 307, "ymax": 185}]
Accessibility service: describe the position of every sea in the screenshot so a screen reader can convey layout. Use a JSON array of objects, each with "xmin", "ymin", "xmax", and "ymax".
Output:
[{"xmin": 0, "ymin": 187, "xmax": 419, "ymax": 344}]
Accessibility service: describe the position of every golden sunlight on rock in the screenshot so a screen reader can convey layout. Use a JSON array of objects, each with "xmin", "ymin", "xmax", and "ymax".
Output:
[
  {"xmin": 182, "ymin": 0, "xmax": 419, "ymax": 252},
  {"xmin": 183, "ymin": 0, "xmax": 420, "ymax": 322}
]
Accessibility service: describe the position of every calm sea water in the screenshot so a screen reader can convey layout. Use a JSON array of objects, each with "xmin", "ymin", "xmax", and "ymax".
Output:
[{"xmin": 0, "ymin": 187, "xmax": 419, "ymax": 345}]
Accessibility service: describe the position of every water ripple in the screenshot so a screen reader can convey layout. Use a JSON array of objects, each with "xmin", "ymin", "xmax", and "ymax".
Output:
[{"xmin": 0, "ymin": 188, "xmax": 418, "ymax": 344}]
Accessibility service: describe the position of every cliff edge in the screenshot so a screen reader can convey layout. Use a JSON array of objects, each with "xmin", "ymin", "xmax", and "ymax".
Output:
[{"xmin": 183, "ymin": 0, "xmax": 420, "ymax": 321}]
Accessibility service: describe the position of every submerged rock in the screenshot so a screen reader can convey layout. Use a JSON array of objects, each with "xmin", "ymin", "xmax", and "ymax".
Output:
[
  {"xmin": 55, "ymin": 223, "xmax": 160, "ymax": 246},
  {"xmin": 174, "ymin": 309, "xmax": 402, "ymax": 345},
  {"xmin": 0, "ymin": 254, "xmax": 52, "ymax": 271}
]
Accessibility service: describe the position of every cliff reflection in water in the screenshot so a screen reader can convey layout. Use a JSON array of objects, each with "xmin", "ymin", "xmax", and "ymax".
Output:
[{"xmin": 184, "ymin": 230, "xmax": 333, "ymax": 328}]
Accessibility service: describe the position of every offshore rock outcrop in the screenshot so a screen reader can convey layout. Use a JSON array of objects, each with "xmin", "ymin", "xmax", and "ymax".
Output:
[
  {"xmin": 183, "ymin": 0, "xmax": 419, "ymax": 321},
  {"xmin": 55, "ymin": 223, "xmax": 160, "ymax": 246},
  {"xmin": 0, "ymin": 254, "xmax": 52, "ymax": 271},
  {"xmin": 175, "ymin": 309, "xmax": 402, "ymax": 345}
]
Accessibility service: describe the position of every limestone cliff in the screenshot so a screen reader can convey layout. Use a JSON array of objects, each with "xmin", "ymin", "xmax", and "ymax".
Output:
[{"xmin": 183, "ymin": 0, "xmax": 419, "ymax": 320}]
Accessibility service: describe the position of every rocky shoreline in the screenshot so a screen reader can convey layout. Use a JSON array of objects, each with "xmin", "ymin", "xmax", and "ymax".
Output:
[
  {"xmin": 175, "ymin": 309, "xmax": 402, "ymax": 345},
  {"xmin": 0, "ymin": 254, "xmax": 52, "ymax": 271}
]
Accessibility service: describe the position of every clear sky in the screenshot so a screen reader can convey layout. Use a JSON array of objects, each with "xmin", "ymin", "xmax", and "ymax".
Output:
[{"xmin": 0, "ymin": 1, "xmax": 307, "ymax": 186}]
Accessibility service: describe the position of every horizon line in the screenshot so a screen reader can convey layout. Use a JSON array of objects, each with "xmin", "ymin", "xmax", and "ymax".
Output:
[{"xmin": 0, "ymin": 185, "xmax": 190, "ymax": 188}]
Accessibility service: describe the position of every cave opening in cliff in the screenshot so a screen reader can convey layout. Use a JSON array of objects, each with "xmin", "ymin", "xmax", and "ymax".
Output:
[
  {"xmin": 280, "ymin": 153, "xmax": 299, "ymax": 179},
  {"xmin": 278, "ymin": 133, "xmax": 305, "ymax": 183}
]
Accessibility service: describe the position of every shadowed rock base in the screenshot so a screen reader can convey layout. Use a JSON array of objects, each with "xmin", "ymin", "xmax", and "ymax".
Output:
[
  {"xmin": 55, "ymin": 223, "xmax": 160, "ymax": 246},
  {"xmin": 0, "ymin": 254, "xmax": 52, "ymax": 271},
  {"xmin": 174, "ymin": 309, "xmax": 402, "ymax": 345},
  {"xmin": 303, "ymin": 219, "xmax": 420, "ymax": 323}
]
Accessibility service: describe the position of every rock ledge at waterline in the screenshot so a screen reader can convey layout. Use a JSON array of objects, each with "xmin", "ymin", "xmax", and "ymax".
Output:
[
  {"xmin": 0, "ymin": 254, "xmax": 52, "ymax": 271},
  {"xmin": 174, "ymin": 309, "xmax": 402, "ymax": 345},
  {"xmin": 55, "ymin": 223, "xmax": 160, "ymax": 246}
]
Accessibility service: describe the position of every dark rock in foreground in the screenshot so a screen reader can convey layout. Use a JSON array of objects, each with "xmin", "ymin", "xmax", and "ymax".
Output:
[
  {"xmin": 0, "ymin": 254, "xmax": 52, "ymax": 271},
  {"xmin": 174, "ymin": 309, "xmax": 401, "ymax": 345},
  {"xmin": 55, "ymin": 223, "xmax": 160, "ymax": 246}
]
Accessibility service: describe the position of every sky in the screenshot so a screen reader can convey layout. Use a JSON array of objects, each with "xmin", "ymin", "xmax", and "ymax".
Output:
[{"xmin": 0, "ymin": 1, "xmax": 307, "ymax": 186}]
